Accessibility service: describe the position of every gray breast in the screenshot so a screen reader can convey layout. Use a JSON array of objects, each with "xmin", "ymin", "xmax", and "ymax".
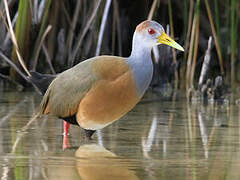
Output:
[{"xmin": 126, "ymin": 57, "xmax": 153, "ymax": 97}]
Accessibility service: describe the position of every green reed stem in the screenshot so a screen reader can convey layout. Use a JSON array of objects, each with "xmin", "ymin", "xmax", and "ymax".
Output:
[
  {"xmin": 31, "ymin": 0, "xmax": 52, "ymax": 70},
  {"xmin": 10, "ymin": 0, "xmax": 31, "ymax": 80}
]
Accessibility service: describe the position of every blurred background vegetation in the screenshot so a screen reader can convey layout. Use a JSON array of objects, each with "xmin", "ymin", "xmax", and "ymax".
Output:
[{"xmin": 0, "ymin": 0, "xmax": 239, "ymax": 94}]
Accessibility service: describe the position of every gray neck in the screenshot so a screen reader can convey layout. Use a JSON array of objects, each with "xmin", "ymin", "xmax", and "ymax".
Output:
[{"xmin": 126, "ymin": 33, "xmax": 153, "ymax": 97}]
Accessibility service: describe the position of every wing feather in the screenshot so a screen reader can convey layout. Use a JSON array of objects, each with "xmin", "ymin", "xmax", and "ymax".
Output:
[
  {"xmin": 39, "ymin": 56, "xmax": 129, "ymax": 118},
  {"xmin": 39, "ymin": 59, "xmax": 97, "ymax": 117}
]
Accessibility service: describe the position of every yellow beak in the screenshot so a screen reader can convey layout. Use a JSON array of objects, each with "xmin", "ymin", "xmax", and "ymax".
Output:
[{"xmin": 157, "ymin": 32, "xmax": 184, "ymax": 51}]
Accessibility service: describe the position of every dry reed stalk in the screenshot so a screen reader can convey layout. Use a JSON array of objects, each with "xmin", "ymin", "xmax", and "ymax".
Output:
[
  {"xmin": 147, "ymin": 0, "xmax": 158, "ymax": 20},
  {"xmin": 32, "ymin": 25, "xmax": 52, "ymax": 71},
  {"xmin": 67, "ymin": 0, "xmax": 81, "ymax": 58},
  {"xmin": 42, "ymin": 43, "xmax": 56, "ymax": 74},
  {"xmin": 2, "ymin": 0, "xmax": 31, "ymax": 77},
  {"xmin": 68, "ymin": 0, "xmax": 102, "ymax": 67},
  {"xmin": 168, "ymin": 0, "xmax": 178, "ymax": 89},
  {"xmin": 184, "ymin": 0, "xmax": 194, "ymax": 56},
  {"xmin": 60, "ymin": 1, "xmax": 71, "ymax": 25},
  {"xmin": 95, "ymin": 0, "xmax": 112, "ymax": 56},
  {"xmin": 37, "ymin": 0, "xmax": 46, "ymax": 22},
  {"xmin": 190, "ymin": 17, "xmax": 199, "ymax": 87},
  {"xmin": 47, "ymin": 1, "xmax": 59, "ymax": 62},
  {"xmin": 0, "ymin": 50, "xmax": 41, "ymax": 94},
  {"xmin": 113, "ymin": 0, "xmax": 122, "ymax": 56},
  {"xmin": 186, "ymin": 15, "xmax": 197, "ymax": 90},
  {"xmin": 111, "ymin": 11, "xmax": 116, "ymax": 55},
  {"xmin": 186, "ymin": 0, "xmax": 200, "ymax": 90},
  {"xmin": 180, "ymin": 0, "xmax": 194, "ymax": 89},
  {"xmin": 1, "ymin": 12, "xmax": 17, "ymax": 55},
  {"xmin": 29, "ymin": 0, "xmax": 45, "ymax": 24},
  {"xmin": 214, "ymin": 0, "xmax": 220, "ymax": 41},
  {"xmin": 31, "ymin": 0, "xmax": 51, "ymax": 70},
  {"xmin": 147, "ymin": 0, "xmax": 160, "ymax": 65},
  {"xmin": 198, "ymin": 36, "xmax": 212, "ymax": 87},
  {"xmin": 204, "ymin": 0, "xmax": 224, "ymax": 75},
  {"xmin": 0, "ymin": 48, "xmax": 28, "ymax": 82}
]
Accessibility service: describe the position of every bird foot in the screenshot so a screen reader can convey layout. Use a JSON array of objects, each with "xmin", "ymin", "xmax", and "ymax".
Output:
[{"xmin": 84, "ymin": 129, "xmax": 96, "ymax": 140}]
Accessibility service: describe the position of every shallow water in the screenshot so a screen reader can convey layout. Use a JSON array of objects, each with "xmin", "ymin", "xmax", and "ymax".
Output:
[{"xmin": 0, "ymin": 90, "xmax": 240, "ymax": 179}]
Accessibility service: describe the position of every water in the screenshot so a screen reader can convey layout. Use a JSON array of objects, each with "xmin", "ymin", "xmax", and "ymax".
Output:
[{"xmin": 0, "ymin": 90, "xmax": 240, "ymax": 179}]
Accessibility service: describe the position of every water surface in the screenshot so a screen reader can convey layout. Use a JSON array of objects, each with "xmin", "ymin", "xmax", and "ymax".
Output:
[{"xmin": 0, "ymin": 90, "xmax": 240, "ymax": 179}]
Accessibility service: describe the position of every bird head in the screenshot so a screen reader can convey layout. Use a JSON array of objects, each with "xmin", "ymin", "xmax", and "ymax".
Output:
[{"xmin": 135, "ymin": 20, "xmax": 184, "ymax": 51}]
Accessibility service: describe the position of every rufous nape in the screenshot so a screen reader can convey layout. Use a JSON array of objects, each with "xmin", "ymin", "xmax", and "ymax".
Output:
[{"xmin": 38, "ymin": 20, "xmax": 184, "ymax": 140}]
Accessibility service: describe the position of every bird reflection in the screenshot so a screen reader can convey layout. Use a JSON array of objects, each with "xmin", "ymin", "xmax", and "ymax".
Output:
[
  {"xmin": 75, "ymin": 144, "xmax": 138, "ymax": 180},
  {"xmin": 47, "ymin": 143, "xmax": 138, "ymax": 180}
]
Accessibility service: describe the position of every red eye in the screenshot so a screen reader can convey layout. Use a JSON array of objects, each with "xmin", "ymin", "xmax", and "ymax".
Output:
[{"xmin": 148, "ymin": 28, "xmax": 155, "ymax": 35}]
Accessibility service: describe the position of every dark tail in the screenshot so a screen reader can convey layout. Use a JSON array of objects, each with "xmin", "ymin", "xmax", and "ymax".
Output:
[{"xmin": 28, "ymin": 71, "xmax": 56, "ymax": 95}]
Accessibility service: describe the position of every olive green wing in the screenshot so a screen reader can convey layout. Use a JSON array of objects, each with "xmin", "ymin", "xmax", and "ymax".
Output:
[{"xmin": 39, "ymin": 59, "xmax": 98, "ymax": 118}]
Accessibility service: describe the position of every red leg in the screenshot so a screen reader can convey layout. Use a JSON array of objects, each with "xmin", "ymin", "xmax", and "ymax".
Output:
[
  {"xmin": 62, "ymin": 134, "xmax": 70, "ymax": 150},
  {"xmin": 62, "ymin": 121, "xmax": 70, "ymax": 150},
  {"xmin": 63, "ymin": 121, "xmax": 70, "ymax": 135}
]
